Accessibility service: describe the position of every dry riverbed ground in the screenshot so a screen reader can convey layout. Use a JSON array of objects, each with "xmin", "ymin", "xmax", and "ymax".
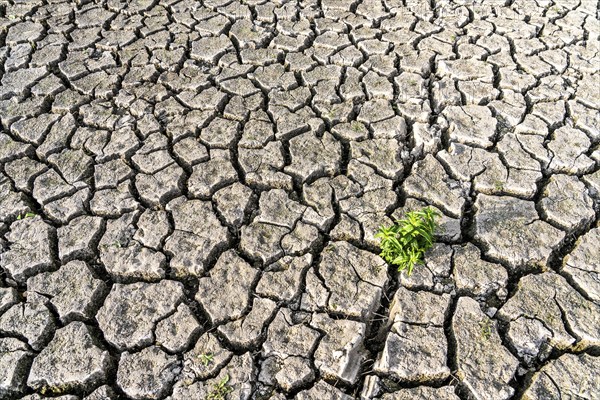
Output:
[{"xmin": 0, "ymin": 0, "xmax": 599, "ymax": 399}]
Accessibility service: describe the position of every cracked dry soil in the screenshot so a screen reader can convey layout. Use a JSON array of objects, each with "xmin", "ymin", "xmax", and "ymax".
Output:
[{"xmin": 0, "ymin": 0, "xmax": 599, "ymax": 399}]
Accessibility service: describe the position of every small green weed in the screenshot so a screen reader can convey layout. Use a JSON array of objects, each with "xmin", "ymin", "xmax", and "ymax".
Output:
[
  {"xmin": 207, "ymin": 374, "xmax": 233, "ymax": 400},
  {"xmin": 199, "ymin": 353, "xmax": 214, "ymax": 366},
  {"xmin": 351, "ymin": 121, "xmax": 364, "ymax": 132},
  {"xmin": 375, "ymin": 207, "xmax": 439, "ymax": 275},
  {"xmin": 480, "ymin": 318, "xmax": 492, "ymax": 340},
  {"xmin": 16, "ymin": 212, "xmax": 36, "ymax": 220}
]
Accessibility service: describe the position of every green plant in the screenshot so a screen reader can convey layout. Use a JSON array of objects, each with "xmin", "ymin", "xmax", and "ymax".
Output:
[
  {"xmin": 17, "ymin": 212, "xmax": 36, "ymax": 220},
  {"xmin": 207, "ymin": 374, "xmax": 233, "ymax": 400},
  {"xmin": 375, "ymin": 207, "xmax": 439, "ymax": 275},
  {"xmin": 480, "ymin": 318, "xmax": 492, "ymax": 340},
  {"xmin": 199, "ymin": 353, "xmax": 214, "ymax": 366},
  {"xmin": 351, "ymin": 121, "xmax": 364, "ymax": 132}
]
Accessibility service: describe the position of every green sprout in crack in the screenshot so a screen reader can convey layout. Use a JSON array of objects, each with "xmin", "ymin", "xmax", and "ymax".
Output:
[
  {"xmin": 480, "ymin": 318, "xmax": 492, "ymax": 340},
  {"xmin": 17, "ymin": 212, "xmax": 36, "ymax": 220},
  {"xmin": 199, "ymin": 353, "xmax": 214, "ymax": 366},
  {"xmin": 207, "ymin": 374, "xmax": 233, "ymax": 400},
  {"xmin": 351, "ymin": 121, "xmax": 364, "ymax": 132},
  {"xmin": 375, "ymin": 207, "xmax": 439, "ymax": 275}
]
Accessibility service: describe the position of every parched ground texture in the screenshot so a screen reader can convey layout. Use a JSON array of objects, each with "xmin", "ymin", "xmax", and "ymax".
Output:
[{"xmin": 0, "ymin": 0, "xmax": 599, "ymax": 399}]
